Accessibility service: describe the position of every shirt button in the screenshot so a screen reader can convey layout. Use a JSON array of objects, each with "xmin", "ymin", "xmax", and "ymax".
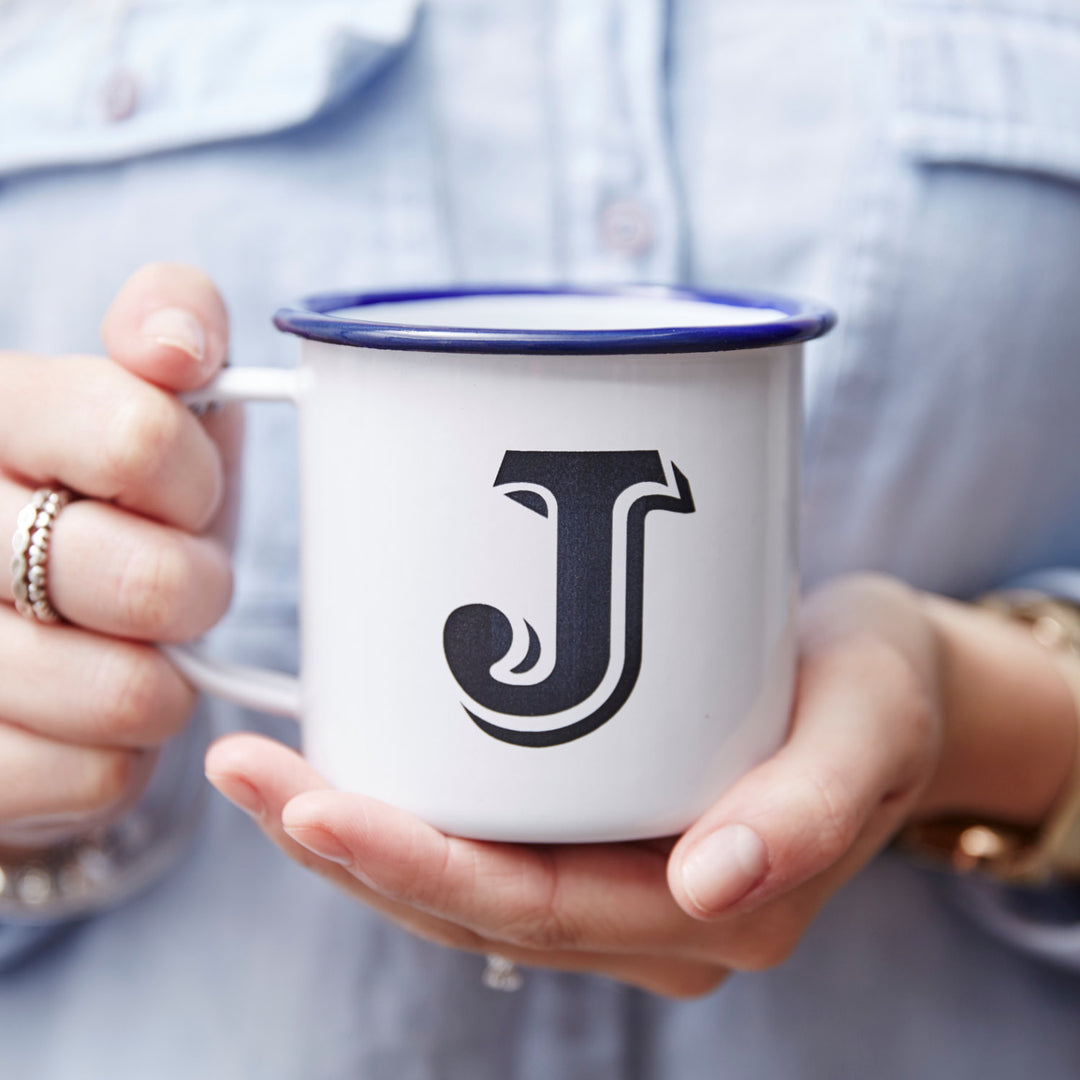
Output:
[
  {"xmin": 598, "ymin": 197, "xmax": 655, "ymax": 257},
  {"xmin": 101, "ymin": 68, "xmax": 140, "ymax": 122}
]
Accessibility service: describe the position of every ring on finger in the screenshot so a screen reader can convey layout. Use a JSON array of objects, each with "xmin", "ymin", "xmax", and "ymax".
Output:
[
  {"xmin": 482, "ymin": 953, "xmax": 524, "ymax": 992},
  {"xmin": 10, "ymin": 487, "xmax": 74, "ymax": 624}
]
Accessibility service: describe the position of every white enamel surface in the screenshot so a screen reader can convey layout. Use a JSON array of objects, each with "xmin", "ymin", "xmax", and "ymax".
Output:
[
  {"xmin": 337, "ymin": 292, "xmax": 785, "ymax": 330},
  {"xmin": 295, "ymin": 333, "xmax": 801, "ymax": 843},
  {"xmin": 181, "ymin": 366, "xmax": 301, "ymax": 407},
  {"xmin": 160, "ymin": 643, "xmax": 301, "ymax": 718}
]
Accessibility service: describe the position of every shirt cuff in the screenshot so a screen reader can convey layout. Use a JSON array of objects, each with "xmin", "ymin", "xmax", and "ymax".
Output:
[
  {"xmin": 999, "ymin": 567, "xmax": 1080, "ymax": 606},
  {"xmin": 0, "ymin": 923, "xmax": 69, "ymax": 970},
  {"xmin": 953, "ymin": 877, "xmax": 1080, "ymax": 971}
]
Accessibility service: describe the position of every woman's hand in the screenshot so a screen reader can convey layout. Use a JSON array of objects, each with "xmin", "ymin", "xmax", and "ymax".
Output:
[
  {"xmin": 0, "ymin": 263, "xmax": 238, "ymax": 851},
  {"xmin": 206, "ymin": 573, "xmax": 1079, "ymax": 998}
]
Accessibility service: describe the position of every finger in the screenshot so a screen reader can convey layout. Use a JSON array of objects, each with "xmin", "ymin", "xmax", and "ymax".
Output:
[
  {"xmin": 99, "ymin": 262, "xmax": 229, "ymax": 392},
  {"xmin": 99, "ymin": 263, "xmax": 241, "ymax": 543},
  {"xmin": 277, "ymin": 781, "xmax": 695, "ymax": 956},
  {"xmin": 205, "ymin": 735, "xmax": 727, "ymax": 997},
  {"xmin": 0, "ymin": 355, "xmax": 225, "ymax": 531},
  {"xmin": 206, "ymin": 735, "xmax": 505, "ymax": 950},
  {"xmin": 203, "ymin": 734, "xmax": 682, "ymax": 954},
  {"xmin": 0, "ymin": 721, "xmax": 152, "ymax": 826},
  {"xmin": 1, "ymin": 475, "xmax": 233, "ymax": 640},
  {"xmin": 205, "ymin": 733, "xmax": 499, "ymax": 945},
  {"xmin": 0, "ymin": 607, "xmax": 195, "ymax": 746},
  {"xmin": 668, "ymin": 633, "xmax": 937, "ymax": 921},
  {"xmin": 199, "ymin": 403, "xmax": 244, "ymax": 549}
]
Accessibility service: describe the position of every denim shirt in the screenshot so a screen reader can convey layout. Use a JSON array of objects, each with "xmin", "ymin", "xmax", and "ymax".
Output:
[{"xmin": 1, "ymin": 1, "xmax": 1079, "ymax": 1077}]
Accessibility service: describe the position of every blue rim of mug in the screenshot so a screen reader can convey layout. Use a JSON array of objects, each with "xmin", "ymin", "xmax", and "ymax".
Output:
[{"xmin": 273, "ymin": 285, "xmax": 836, "ymax": 354}]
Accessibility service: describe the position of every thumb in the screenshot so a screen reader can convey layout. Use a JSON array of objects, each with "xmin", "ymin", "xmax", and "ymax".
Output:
[
  {"xmin": 667, "ymin": 630, "xmax": 939, "ymax": 921},
  {"xmin": 100, "ymin": 262, "xmax": 229, "ymax": 391}
]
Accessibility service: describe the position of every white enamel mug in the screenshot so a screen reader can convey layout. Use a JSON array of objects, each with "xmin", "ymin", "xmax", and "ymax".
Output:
[{"xmin": 167, "ymin": 286, "xmax": 834, "ymax": 843}]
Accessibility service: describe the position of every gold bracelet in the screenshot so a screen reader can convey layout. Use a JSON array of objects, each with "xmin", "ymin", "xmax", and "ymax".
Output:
[{"xmin": 899, "ymin": 591, "xmax": 1080, "ymax": 885}]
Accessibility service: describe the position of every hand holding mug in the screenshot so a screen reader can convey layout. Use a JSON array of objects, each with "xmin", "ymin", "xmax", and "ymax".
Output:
[
  {"xmin": 205, "ymin": 574, "xmax": 946, "ymax": 998},
  {"xmin": 0, "ymin": 263, "xmax": 237, "ymax": 851}
]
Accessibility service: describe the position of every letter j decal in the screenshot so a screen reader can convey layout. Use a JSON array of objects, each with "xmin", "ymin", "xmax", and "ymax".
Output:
[{"xmin": 443, "ymin": 451, "xmax": 694, "ymax": 747}]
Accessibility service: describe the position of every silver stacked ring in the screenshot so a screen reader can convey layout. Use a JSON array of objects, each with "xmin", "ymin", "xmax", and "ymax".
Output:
[{"xmin": 10, "ymin": 487, "xmax": 72, "ymax": 624}]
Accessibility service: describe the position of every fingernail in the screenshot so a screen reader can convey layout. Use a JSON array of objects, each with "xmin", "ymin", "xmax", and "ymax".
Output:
[
  {"xmin": 283, "ymin": 823, "xmax": 352, "ymax": 866},
  {"xmin": 205, "ymin": 772, "xmax": 264, "ymax": 820},
  {"xmin": 140, "ymin": 307, "xmax": 206, "ymax": 364},
  {"xmin": 681, "ymin": 824, "xmax": 768, "ymax": 915}
]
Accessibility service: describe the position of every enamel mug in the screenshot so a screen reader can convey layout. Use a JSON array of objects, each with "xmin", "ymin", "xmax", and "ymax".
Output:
[{"xmin": 167, "ymin": 286, "xmax": 835, "ymax": 843}]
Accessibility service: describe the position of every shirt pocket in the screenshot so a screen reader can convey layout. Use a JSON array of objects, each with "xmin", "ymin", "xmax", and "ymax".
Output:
[
  {"xmin": 0, "ymin": 0, "xmax": 420, "ymax": 178},
  {"xmin": 802, "ymin": 1, "xmax": 1080, "ymax": 592},
  {"xmin": 885, "ymin": 0, "xmax": 1080, "ymax": 182}
]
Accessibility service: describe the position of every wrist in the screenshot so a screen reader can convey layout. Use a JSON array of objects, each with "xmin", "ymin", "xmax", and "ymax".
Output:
[{"xmin": 912, "ymin": 593, "xmax": 1078, "ymax": 825}]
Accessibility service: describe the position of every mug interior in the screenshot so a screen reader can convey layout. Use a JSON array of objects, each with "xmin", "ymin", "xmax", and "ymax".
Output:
[{"xmin": 338, "ymin": 293, "xmax": 784, "ymax": 331}]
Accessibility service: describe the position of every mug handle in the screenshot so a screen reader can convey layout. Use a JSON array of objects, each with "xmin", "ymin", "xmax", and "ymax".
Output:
[{"xmin": 159, "ymin": 366, "xmax": 304, "ymax": 720}]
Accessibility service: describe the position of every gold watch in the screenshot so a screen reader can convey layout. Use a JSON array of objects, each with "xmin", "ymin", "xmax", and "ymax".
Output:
[{"xmin": 899, "ymin": 591, "xmax": 1080, "ymax": 885}]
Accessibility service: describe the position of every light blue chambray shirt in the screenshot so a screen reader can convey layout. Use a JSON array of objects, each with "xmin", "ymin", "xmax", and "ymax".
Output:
[{"xmin": 1, "ymin": 0, "xmax": 1080, "ymax": 1076}]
